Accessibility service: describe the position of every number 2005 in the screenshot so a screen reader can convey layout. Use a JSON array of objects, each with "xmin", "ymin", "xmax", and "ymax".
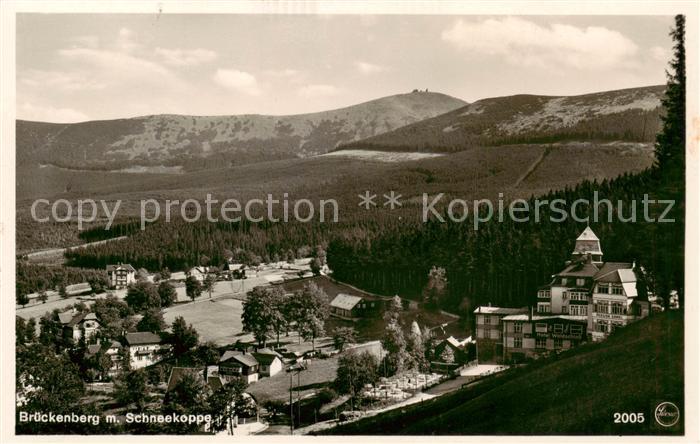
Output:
[{"xmin": 613, "ymin": 412, "xmax": 645, "ymax": 423}]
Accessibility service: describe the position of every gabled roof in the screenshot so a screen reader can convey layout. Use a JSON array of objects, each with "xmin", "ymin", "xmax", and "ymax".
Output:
[
  {"xmin": 167, "ymin": 367, "xmax": 203, "ymax": 392},
  {"xmin": 330, "ymin": 293, "xmax": 363, "ymax": 311},
  {"xmin": 558, "ymin": 261, "xmax": 599, "ymax": 278},
  {"xmin": 106, "ymin": 263, "xmax": 136, "ymax": 272},
  {"xmin": 86, "ymin": 344, "xmax": 102, "ymax": 356},
  {"xmin": 125, "ymin": 331, "xmax": 162, "ymax": 345},
  {"xmin": 65, "ymin": 312, "xmax": 87, "ymax": 327},
  {"xmin": 473, "ymin": 306, "xmax": 527, "ymax": 315},
  {"xmin": 252, "ymin": 352, "xmax": 282, "ymax": 365},
  {"xmin": 219, "ymin": 351, "xmax": 258, "ymax": 368},
  {"xmin": 594, "ymin": 262, "xmax": 634, "ymax": 282},
  {"xmin": 58, "ymin": 311, "xmax": 76, "ymax": 325}
]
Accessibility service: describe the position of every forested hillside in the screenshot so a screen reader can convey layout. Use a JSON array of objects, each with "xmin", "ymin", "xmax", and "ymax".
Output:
[{"xmin": 341, "ymin": 85, "xmax": 664, "ymax": 152}]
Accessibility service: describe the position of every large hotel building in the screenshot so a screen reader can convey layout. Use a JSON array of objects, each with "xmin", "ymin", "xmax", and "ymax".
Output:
[{"xmin": 474, "ymin": 227, "xmax": 650, "ymax": 363}]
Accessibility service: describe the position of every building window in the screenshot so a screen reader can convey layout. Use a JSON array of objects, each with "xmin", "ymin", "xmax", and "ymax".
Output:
[
  {"xmin": 535, "ymin": 338, "xmax": 547, "ymax": 349},
  {"xmin": 535, "ymin": 323, "xmax": 547, "ymax": 333},
  {"xmin": 595, "ymin": 322, "xmax": 608, "ymax": 333},
  {"xmin": 554, "ymin": 338, "xmax": 563, "ymax": 348},
  {"xmin": 570, "ymin": 325, "xmax": 583, "ymax": 335},
  {"xmin": 514, "ymin": 337, "xmax": 522, "ymax": 348},
  {"xmin": 484, "ymin": 315, "xmax": 491, "ymax": 325},
  {"xmin": 595, "ymin": 301, "xmax": 610, "ymax": 313},
  {"xmin": 611, "ymin": 302, "xmax": 625, "ymax": 315},
  {"xmin": 553, "ymin": 324, "xmax": 564, "ymax": 334},
  {"xmin": 611, "ymin": 286, "xmax": 624, "ymax": 295},
  {"xmin": 514, "ymin": 322, "xmax": 523, "ymax": 333},
  {"xmin": 537, "ymin": 303, "xmax": 550, "ymax": 313},
  {"xmin": 597, "ymin": 285, "xmax": 609, "ymax": 294},
  {"xmin": 576, "ymin": 278, "xmax": 585, "ymax": 287},
  {"xmin": 561, "ymin": 278, "xmax": 568, "ymax": 285}
]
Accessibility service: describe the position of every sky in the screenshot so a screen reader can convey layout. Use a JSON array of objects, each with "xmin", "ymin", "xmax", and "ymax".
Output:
[{"xmin": 16, "ymin": 14, "xmax": 674, "ymax": 122}]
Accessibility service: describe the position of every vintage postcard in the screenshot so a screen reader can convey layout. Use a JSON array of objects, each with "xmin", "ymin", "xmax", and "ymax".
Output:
[{"xmin": 1, "ymin": 1, "xmax": 698, "ymax": 441}]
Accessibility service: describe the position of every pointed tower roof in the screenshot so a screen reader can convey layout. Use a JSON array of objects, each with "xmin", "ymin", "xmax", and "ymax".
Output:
[
  {"xmin": 576, "ymin": 226, "xmax": 599, "ymax": 241},
  {"xmin": 572, "ymin": 226, "xmax": 603, "ymax": 262}
]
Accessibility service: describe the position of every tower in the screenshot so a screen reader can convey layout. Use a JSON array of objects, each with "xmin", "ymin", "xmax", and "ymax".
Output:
[{"xmin": 571, "ymin": 226, "xmax": 603, "ymax": 264}]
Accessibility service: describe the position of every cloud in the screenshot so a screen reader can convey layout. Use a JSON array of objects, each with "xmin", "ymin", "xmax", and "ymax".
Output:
[
  {"xmin": 355, "ymin": 61, "xmax": 385, "ymax": 75},
  {"xmin": 116, "ymin": 27, "xmax": 139, "ymax": 53},
  {"xmin": 264, "ymin": 68, "xmax": 299, "ymax": 77},
  {"xmin": 650, "ymin": 45, "xmax": 671, "ymax": 63},
  {"xmin": 20, "ymin": 69, "xmax": 105, "ymax": 91},
  {"xmin": 155, "ymin": 47, "xmax": 218, "ymax": 66},
  {"xmin": 19, "ymin": 102, "xmax": 89, "ymax": 123},
  {"xmin": 213, "ymin": 69, "xmax": 262, "ymax": 95},
  {"xmin": 298, "ymin": 84, "xmax": 340, "ymax": 98},
  {"xmin": 441, "ymin": 17, "xmax": 638, "ymax": 70}
]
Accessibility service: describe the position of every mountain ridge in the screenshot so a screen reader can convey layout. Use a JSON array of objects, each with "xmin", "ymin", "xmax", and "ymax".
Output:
[{"xmin": 16, "ymin": 91, "xmax": 466, "ymax": 171}]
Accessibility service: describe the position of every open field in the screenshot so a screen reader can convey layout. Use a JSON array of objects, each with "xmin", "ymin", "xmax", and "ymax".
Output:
[{"xmin": 163, "ymin": 297, "xmax": 244, "ymax": 346}]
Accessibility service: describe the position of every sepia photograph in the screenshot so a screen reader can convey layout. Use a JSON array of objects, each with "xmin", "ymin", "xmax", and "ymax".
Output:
[{"xmin": 1, "ymin": 1, "xmax": 697, "ymax": 440}]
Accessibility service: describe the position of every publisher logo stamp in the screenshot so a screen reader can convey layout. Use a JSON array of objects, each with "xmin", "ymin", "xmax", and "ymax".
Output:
[{"xmin": 654, "ymin": 402, "xmax": 680, "ymax": 427}]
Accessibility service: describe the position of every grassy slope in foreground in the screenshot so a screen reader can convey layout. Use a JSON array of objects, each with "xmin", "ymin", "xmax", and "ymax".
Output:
[{"xmin": 323, "ymin": 311, "xmax": 683, "ymax": 435}]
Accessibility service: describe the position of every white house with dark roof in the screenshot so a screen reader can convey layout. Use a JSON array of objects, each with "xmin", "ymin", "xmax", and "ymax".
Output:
[
  {"xmin": 106, "ymin": 263, "xmax": 136, "ymax": 289},
  {"xmin": 125, "ymin": 331, "xmax": 166, "ymax": 369},
  {"xmin": 218, "ymin": 351, "xmax": 259, "ymax": 384},
  {"xmin": 252, "ymin": 348, "xmax": 284, "ymax": 377}
]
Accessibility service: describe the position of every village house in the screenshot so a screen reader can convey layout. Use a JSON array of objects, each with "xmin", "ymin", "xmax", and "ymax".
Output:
[
  {"xmin": 187, "ymin": 266, "xmax": 211, "ymax": 282},
  {"xmin": 329, "ymin": 293, "xmax": 381, "ymax": 320},
  {"xmin": 431, "ymin": 336, "xmax": 474, "ymax": 372},
  {"xmin": 218, "ymin": 351, "xmax": 259, "ymax": 384},
  {"xmin": 59, "ymin": 310, "xmax": 100, "ymax": 343},
  {"xmin": 85, "ymin": 340, "xmax": 123, "ymax": 379},
  {"xmin": 106, "ymin": 263, "xmax": 136, "ymax": 289},
  {"xmin": 125, "ymin": 331, "xmax": 167, "ymax": 369},
  {"xmin": 251, "ymin": 348, "xmax": 284, "ymax": 377}
]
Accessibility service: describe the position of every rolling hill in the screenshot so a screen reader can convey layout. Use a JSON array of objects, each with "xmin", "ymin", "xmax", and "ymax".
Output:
[
  {"xmin": 340, "ymin": 85, "xmax": 664, "ymax": 152},
  {"xmin": 323, "ymin": 311, "xmax": 683, "ymax": 435},
  {"xmin": 16, "ymin": 91, "xmax": 466, "ymax": 171}
]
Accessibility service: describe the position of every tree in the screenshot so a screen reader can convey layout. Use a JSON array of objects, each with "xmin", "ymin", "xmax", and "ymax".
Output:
[
  {"xmin": 157, "ymin": 281, "xmax": 177, "ymax": 307},
  {"xmin": 125, "ymin": 280, "xmax": 160, "ymax": 312},
  {"xmin": 406, "ymin": 321, "xmax": 427, "ymax": 371},
  {"xmin": 439, "ymin": 345, "xmax": 455, "ymax": 364},
  {"xmin": 208, "ymin": 378, "xmax": 247, "ymax": 433},
  {"xmin": 115, "ymin": 369, "xmax": 148, "ymax": 410},
  {"xmin": 58, "ymin": 283, "xmax": 68, "ymax": 299},
  {"xmin": 17, "ymin": 291, "xmax": 29, "ymax": 308},
  {"xmin": 163, "ymin": 370, "xmax": 209, "ymax": 419},
  {"xmin": 310, "ymin": 257, "xmax": 322, "ymax": 276},
  {"xmin": 137, "ymin": 308, "xmax": 166, "ymax": 333},
  {"xmin": 241, "ymin": 286, "xmax": 276, "ymax": 346},
  {"xmin": 203, "ymin": 273, "xmax": 216, "ymax": 299},
  {"xmin": 333, "ymin": 326, "xmax": 357, "ymax": 352},
  {"xmin": 87, "ymin": 275, "xmax": 108, "ymax": 294},
  {"xmin": 294, "ymin": 282, "xmax": 330, "ymax": 351},
  {"xmin": 384, "ymin": 295, "xmax": 403, "ymax": 322},
  {"xmin": 38, "ymin": 310, "xmax": 62, "ymax": 348},
  {"xmin": 170, "ymin": 316, "xmax": 199, "ymax": 358},
  {"xmin": 160, "ymin": 267, "xmax": 172, "ymax": 281},
  {"xmin": 89, "ymin": 348, "xmax": 114, "ymax": 381},
  {"xmin": 335, "ymin": 351, "xmax": 378, "ymax": 406},
  {"xmin": 185, "ymin": 276, "xmax": 202, "ymax": 302},
  {"xmin": 655, "ymin": 14, "xmax": 685, "ymax": 174},
  {"xmin": 25, "ymin": 318, "xmax": 37, "ymax": 343},
  {"xmin": 382, "ymin": 320, "xmax": 408, "ymax": 376},
  {"xmin": 16, "ymin": 317, "xmax": 27, "ymax": 345},
  {"xmin": 38, "ymin": 290, "xmax": 48, "ymax": 304},
  {"xmin": 422, "ymin": 266, "xmax": 447, "ymax": 306}
]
